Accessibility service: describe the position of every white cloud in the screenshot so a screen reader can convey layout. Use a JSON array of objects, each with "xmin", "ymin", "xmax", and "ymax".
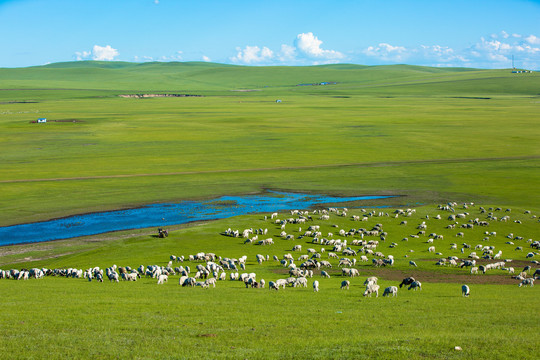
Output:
[
  {"xmin": 228, "ymin": 32, "xmax": 342, "ymax": 65},
  {"xmin": 363, "ymin": 43, "xmax": 408, "ymax": 62},
  {"xmin": 294, "ymin": 32, "xmax": 343, "ymax": 60},
  {"xmin": 74, "ymin": 45, "xmax": 119, "ymax": 61},
  {"xmin": 75, "ymin": 50, "xmax": 91, "ymax": 61},
  {"xmin": 347, "ymin": 31, "xmax": 539, "ymax": 69},
  {"xmin": 231, "ymin": 45, "xmax": 274, "ymax": 64},
  {"xmin": 463, "ymin": 32, "xmax": 540, "ymax": 68},
  {"xmin": 418, "ymin": 45, "xmax": 468, "ymax": 64},
  {"xmin": 279, "ymin": 44, "xmax": 296, "ymax": 60},
  {"xmin": 202, "ymin": 55, "xmax": 211, "ymax": 62},
  {"xmin": 92, "ymin": 45, "xmax": 119, "ymax": 61},
  {"xmin": 525, "ymin": 34, "xmax": 540, "ymax": 45}
]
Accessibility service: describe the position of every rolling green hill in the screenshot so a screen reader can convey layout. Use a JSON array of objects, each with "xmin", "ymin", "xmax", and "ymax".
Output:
[{"xmin": 0, "ymin": 61, "xmax": 535, "ymax": 95}]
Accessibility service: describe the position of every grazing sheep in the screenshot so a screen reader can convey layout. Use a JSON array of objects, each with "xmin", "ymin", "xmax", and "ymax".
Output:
[
  {"xmin": 399, "ymin": 277, "xmax": 415, "ymax": 288},
  {"xmin": 340, "ymin": 280, "xmax": 350, "ymax": 290},
  {"xmin": 275, "ymin": 279, "xmax": 288, "ymax": 289},
  {"xmin": 195, "ymin": 281, "xmax": 209, "ymax": 289},
  {"xmin": 321, "ymin": 270, "xmax": 330, "ymax": 278},
  {"xmin": 408, "ymin": 281, "xmax": 422, "ymax": 291},
  {"xmin": 269, "ymin": 281, "xmax": 279, "ymax": 291},
  {"xmin": 157, "ymin": 274, "xmax": 168, "ymax": 284},
  {"xmin": 363, "ymin": 284, "xmax": 380, "ymax": 297},
  {"xmin": 409, "ymin": 260, "xmax": 418, "ymax": 267},
  {"xmin": 383, "ymin": 286, "xmax": 398, "ymax": 297},
  {"xmin": 519, "ymin": 278, "xmax": 534, "ymax": 287},
  {"xmin": 206, "ymin": 278, "xmax": 217, "ymax": 288},
  {"xmin": 462, "ymin": 285, "xmax": 470, "ymax": 297},
  {"xmin": 363, "ymin": 277, "xmax": 378, "ymax": 287},
  {"xmin": 122, "ymin": 272, "xmax": 138, "ymax": 281},
  {"xmin": 313, "ymin": 280, "xmax": 320, "ymax": 292},
  {"xmin": 294, "ymin": 277, "xmax": 308, "ymax": 288},
  {"xmin": 108, "ymin": 272, "xmax": 119, "ymax": 283}
]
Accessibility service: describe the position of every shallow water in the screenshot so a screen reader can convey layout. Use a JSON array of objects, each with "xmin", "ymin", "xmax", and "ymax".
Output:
[{"xmin": 0, "ymin": 191, "xmax": 393, "ymax": 246}]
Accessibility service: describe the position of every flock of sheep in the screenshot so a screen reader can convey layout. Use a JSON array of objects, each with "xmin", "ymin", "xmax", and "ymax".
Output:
[{"xmin": 1, "ymin": 203, "xmax": 538, "ymax": 298}]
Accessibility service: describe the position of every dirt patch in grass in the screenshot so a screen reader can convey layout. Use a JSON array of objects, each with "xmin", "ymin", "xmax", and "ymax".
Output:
[
  {"xmin": 361, "ymin": 267, "xmax": 519, "ymax": 285},
  {"xmin": 269, "ymin": 266, "xmax": 523, "ymax": 285}
]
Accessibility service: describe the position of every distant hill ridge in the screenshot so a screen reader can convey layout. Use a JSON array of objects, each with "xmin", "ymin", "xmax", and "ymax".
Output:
[{"xmin": 0, "ymin": 61, "xmax": 536, "ymax": 96}]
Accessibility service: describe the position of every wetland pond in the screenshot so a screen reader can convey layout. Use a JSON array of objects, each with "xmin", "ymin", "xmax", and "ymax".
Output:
[{"xmin": 0, "ymin": 191, "xmax": 394, "ymax": 246}]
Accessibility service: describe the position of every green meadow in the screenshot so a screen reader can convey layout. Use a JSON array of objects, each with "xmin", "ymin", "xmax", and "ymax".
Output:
[
  {"xmin": 1, "ymin": 205, "xmax": 539, "ymax": 359},
  {"xmin": 1, "ymin": 62, "xmax": 539, "ymax": 225},
  {"xmin": 0, "ymin": 62, "xmax": 539, "ymax": 359}
]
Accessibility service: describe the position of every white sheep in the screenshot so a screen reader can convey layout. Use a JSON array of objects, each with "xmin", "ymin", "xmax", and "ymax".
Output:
[
  {"xmin": 340, "ymin": 280, "xmax": 350, "ymax": 290},
  {"xmin": 462, "ymin": 285, "xmax": 470, "ymax": 297},
  {"xmin": 518, "ymin": 278, "xmax": 534, "ymax": 287},
  {"xmin": 205, "ymin": 278, "xmax": 217, "ymax": 288},
  {"xmin": 363, "ymin": 284, "xmax": 380, "ymax": 297},
  {"xmin": 195, "ymin": 281, "xmax": 209, "ymax": 289},
  {"xmin": 122, "ymin": 272, "xmax": 138, "ymax": 281},
  {"xmin": 157, "ymin": 274, "xmax": 168, "ymax": 284},
  {"xmin": 313, "ymin": 280, "xmax": 320, "ymax": 292},
  {"xmin": 383, "ymin": 286, "xmax": 398, "ymax": 297},
  {"xmin": 294, "ymin": 277, "xmax": 308, "ymax": 288}
]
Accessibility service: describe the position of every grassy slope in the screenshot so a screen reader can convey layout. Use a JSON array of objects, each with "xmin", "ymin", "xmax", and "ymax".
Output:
[{"xmin": 1, "ymin": 205, "xmax": 539, "ymax": 359}]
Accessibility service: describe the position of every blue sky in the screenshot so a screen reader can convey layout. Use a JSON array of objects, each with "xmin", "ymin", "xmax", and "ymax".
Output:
[{"xmin": 1, "ymin": 0, "xmax": 539, "ymax": 69}]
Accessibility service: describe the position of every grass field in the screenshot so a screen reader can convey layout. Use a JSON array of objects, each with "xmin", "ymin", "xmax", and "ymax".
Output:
[
  {"xmin": 1, "ymin": 205, "xmax": 539, "ymax": 359},
  {"xmin": 1, "ymin": 62, "xmax": 539, "ymax": 225},
  {"xmin": 0, "ymin": 62, "xmax": 539, "ymax": 359}
]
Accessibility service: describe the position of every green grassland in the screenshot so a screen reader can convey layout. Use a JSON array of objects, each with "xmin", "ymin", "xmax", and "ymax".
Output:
[
  {"xmin": 0, "ymin": 62, "xmax": 539, "ymax": 359},
  {"xmin": 0, "ymin": 62, "xmax": 539, "ymax": 225},
  {"xmin": 1, "ymin": 205, "xmax": 539, "ymax": 359}
]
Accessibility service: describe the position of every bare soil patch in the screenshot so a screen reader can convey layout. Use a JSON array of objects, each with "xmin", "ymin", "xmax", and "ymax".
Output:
[{"xmin": 270, "ymin": 266, "xmax": 522, "ymax": 285}]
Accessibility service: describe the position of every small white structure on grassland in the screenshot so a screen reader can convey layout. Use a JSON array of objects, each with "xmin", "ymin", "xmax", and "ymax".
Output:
[{"xmin": 37, "ymin": 118, "xmax": 47, "ymax": 123}]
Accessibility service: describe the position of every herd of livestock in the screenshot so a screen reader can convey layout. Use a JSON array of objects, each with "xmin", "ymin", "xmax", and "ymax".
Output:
[{"xmin": 1, "ymin": 203, "xmax": 538, "ymax": 297}]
